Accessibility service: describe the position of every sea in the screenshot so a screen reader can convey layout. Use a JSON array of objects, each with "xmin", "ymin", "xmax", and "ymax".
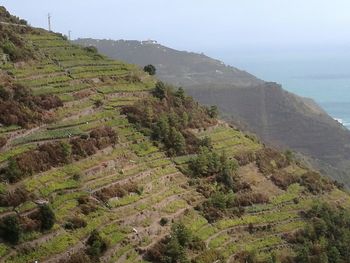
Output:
[{"xmin": 211, "ymin": 47, "xmax": 350, "ymax": 130}]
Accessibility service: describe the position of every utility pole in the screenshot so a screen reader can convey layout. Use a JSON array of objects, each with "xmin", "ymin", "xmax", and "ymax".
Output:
[
  {"xmin": 48, "ymin": 13, "xmax": 51, "ymax": 31},
  {"xmin": 68, "ymin": 30, "xmax": 71, "ymax": 40}
]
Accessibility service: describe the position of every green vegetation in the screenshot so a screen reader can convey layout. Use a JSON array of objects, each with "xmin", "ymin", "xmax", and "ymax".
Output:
[
  {"xmin": 86, "ymin": 229, "xmax": 108, "ymax": 259},
  {"xmin": 188, "ymin": 146, "xmax": 238, "ymax": 188},
  {"xmin": 1, "ymin": 126, "xmax": 116, "ymax": 183},
  {"xmin": 145, "ymin": 222, "xmax": 208, "ymax": 263},
  {"xmin": 288, "ymin": 203, "xmax": 350, "ymax": 263},
  {"xmin": 123, "ymin": 81, "xmax": 215, "ymax": 156},
  {"xmin": 39, "ymin": 204, "xmax": 55, "ymax": 231},
  {"xmin": 143, "ymin": 64, "xmax": 156, "ymax": 75},
  {"xmin": 0, "ymin": 215, "xmax": 21, "ymax": 244},
  {"xmin": 0, "ymin": 7, "xmax": 348, "ymax": 263},
  {"xmin": 0, "ymin": 7, "xmax": 33, "ymax": 62}
]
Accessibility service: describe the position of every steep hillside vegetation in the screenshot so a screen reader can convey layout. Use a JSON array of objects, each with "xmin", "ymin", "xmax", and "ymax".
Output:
[
  {"xmin": 0, "ymin": 8, "xmax": 350, "ymax": 263},
  {"xmin": 74, "ymin": 38, "xmax": 350, "ymax": 187}
]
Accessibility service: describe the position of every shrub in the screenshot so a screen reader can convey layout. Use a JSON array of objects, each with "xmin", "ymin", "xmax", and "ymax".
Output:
[
  {"xmin": 0, "ymin": 86, "xmax": 10, "ymax": 100},
  {"xmin": 123, "ymin": 84, "xmax": 215, "ymax": 156},
  {"xmin": 34, "ymin": 94, "xmax": 63, "ymax": 110},
  {"xmin": 235, "ymin": 250, "xmax": 258, "ymax": 263},
  {"xmin": 0, "ymin": 21, "xmax": 34, "ymax": 62},
  {"xmin": 1, "ymin": 157, "xmax": 22, "ymax": 183},
  {"xmin": 0, "ymin": 215, "xmax": 21, "ymax": 244},
  {"xmin": 256, "ymin": 148, "xmax": 289, "ymax": 175},
  {"xmin": 234, "ymin": 192, "xmax": 269, "ymax": 207},
  {"xmin": 144, "ymin": 64, "xmax": 156, "ymax": 75},
  {"xmin": 0, "ymin": 136, "xmax": 7, "ymax": 149},
  {"xmin": 86, "ymin": 230, "xmax": 108, "ymax": 259},
  {"xmin": 0, "ymin": 84, "xmax": 62, "ymax": 128},
  {"xmin": 197, "ymin": 191, "xmax": 240, "ymax": 222},
  {"xmin": 84, "ymin": 46, "xmax": 98, "ymax": 53},
  {"xmin": 300, "ymin": 171, "xmax": 333, "ymax": 194},
  {"xmin": 38, "ymin": 204, "xmax": 55, "ymax": 231},
  {"xmin": 21, "ymin": 216, "xmax": 41, "ymax": 233},
  {"xmin": 71, "ymin": 126, "xmax": 117, "ymax": 159},
  {"xmin": 193, "ymin": 249, "xmax": 224, "ymax": 263},
  {"xmin": 234, "ymin": 151, "xmax": 256, "ymax": 166},
  {"xmin": 4, "ymin": 141, "xmax": 71, "ymax": 181},
  {"xmin": 94, "ymin": 99, "xmax": 103, "ymax": 108},
  {"xmin": 1, "ymin": 128, "xmax": 117, "ymax": 184},
  {"xmin": 94, "ymin": 181, "xmax": 139, "ymax": 203},
  {"xmin": 152, "ymin": 81, "xmax": 166, "ymax": 99},
  {"xmin": 62, "ymin": 252, "xmax": 91, "ymax": 263},
  {"xmin": 207, "ymin": 105, "xmax": 218, "ymax": 118},
  {"xmin": 160, "ymin": 217, "xmax": 169, "ymax": 226},
  {"xmin": 271, "ymin": 171, "xmax": 300, "ymax": 190},
  {"xmin": 145, "ymin": 222, "xmax": 204, "ymax": 263},
  {"xmin": 80, "ymin": 203, "xmax": 98, "ymax": 215},
  {"xmin": 0, "ymin": 185, "xmax": 29, "ymax": 207},
  {"xmin": 77, "ymin": 196, "xmax": 98, "ymax": 215},
  {"xmin": 64, "ymin": 217, "xmax": 87, "ymax": 230}
]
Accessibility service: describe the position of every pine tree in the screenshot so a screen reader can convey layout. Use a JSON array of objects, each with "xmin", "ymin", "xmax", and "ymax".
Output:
[
  {"xmin": 39, "ymin": 204, "xmax": 55, "ymax": 231},
  {"xmin": 153, "ymin": 81, "xmax": 166, "ymax": 99},
  {"xmin": 170, "ymin": 127, "xmax": 186, "ymax": 155},
  {"xmin": 0, "ymin": 215, "xmax": 21, "ymax": 244}
]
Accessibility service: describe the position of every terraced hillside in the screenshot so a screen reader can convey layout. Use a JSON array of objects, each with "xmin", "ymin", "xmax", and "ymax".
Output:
[
  {"xmin": 0, "ymin": 9, "xmax": 350, "ymax": 263},
  {"xmin": 74, "ymin": 38, "xmax": 350, "ymax": 188}
]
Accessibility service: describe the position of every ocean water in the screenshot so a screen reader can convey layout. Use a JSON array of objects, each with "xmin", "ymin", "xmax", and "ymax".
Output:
[{"xmin": 211, "ymin": 48, "xmax": 350, "ymax": 130}]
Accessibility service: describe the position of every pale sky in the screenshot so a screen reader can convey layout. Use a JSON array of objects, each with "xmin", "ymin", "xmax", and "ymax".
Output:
[{"xmin": 2, "ymin": 0, "xmax": 350, "ymax": 53}]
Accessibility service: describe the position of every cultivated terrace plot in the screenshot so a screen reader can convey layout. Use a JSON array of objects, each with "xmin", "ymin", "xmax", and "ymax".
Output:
[{"xmin": 0, "ymin": 7, "xmax": 350, "ymax": 263}]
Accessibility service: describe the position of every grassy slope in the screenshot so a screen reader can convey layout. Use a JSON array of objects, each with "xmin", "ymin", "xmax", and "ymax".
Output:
[{"xmin": 0, "ymin": 27, "xmax": 349, "ymax": 263}]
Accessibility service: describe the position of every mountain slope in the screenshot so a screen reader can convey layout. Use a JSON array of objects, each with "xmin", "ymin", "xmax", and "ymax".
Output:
[
  {"xmin": 1, "ymin": 8, "xmax": 350, "ymax": 263},
  {"xmin": 73, "ymin": 39, "xmax": 263, "ymax": 88},
  {"xmin": 74, "ymin": 38, "xmax": 350, "ymax": 187}
]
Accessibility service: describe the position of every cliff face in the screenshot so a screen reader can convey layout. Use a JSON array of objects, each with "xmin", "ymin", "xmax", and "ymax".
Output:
[{"xmin": 74, "ymin": 38, "xmax": 350, "ymax": 187}]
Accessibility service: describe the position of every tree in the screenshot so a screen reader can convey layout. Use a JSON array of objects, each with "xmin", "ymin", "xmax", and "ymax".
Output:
[
  {"xmin": 39, "ymin": 204, "xmax": 55, "ymax": 231},
  {"xmin": 0, "ymin": 215, "xmax": 21, "ymax": 244},
  {"xmin": 84, "ymin": 46, "xmax": 98, "ymax": 53},
  {"xmin": 189, "ymin": 147, "xmax": 210, "ymax": 176},
  {"xmin": 172, "ymin": 223, "xmax": 191, "ymax": 247},
  {"xmin": 199, "ymin": 136, "xmax": 212, "ymax": 149},
  {"xmin": 4, "ymin": 157, "xmax": 22, "ymax": 183},
  {"xmin": 328, "ymin": 246, "xmax": 341, "ymax": 263},
  {"xmin": 164, "ymin": 237, "xmax": 188, "ymax": 263},
  {"xmin": 208, "ymin": 105, "xmax": 219, "ymax": 118},
  {"xmin": 175, "ymin": 87, "xmax": 185, "ymax": 100},
  {"xmin": 143, "ymin": 64, "xmax": 156, "ymax": 75},
  {"xmin": 154, "ymin": 115, "xmax": 170, "ymax": 142},
  {"xmin": 145, "ymin": 105, "xmax": 154, "ymax": 127},
  {"xmin": 169, "ymin": 127, "xmax": 186, "ymax": 155},
  {"xmin": 285, "ymin": 149, "xmax": 294, "ymax": 163},
  {"xmin": 210, "ymin": 192, "xmax": 229, "ymax": 210},
  {"xmin": 181, "ymin": 112, "xmax": 189, "ymax": 128},
  {"xmin": 153, "ymin": 81, "xmax": 166, "ymax": 99}
]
